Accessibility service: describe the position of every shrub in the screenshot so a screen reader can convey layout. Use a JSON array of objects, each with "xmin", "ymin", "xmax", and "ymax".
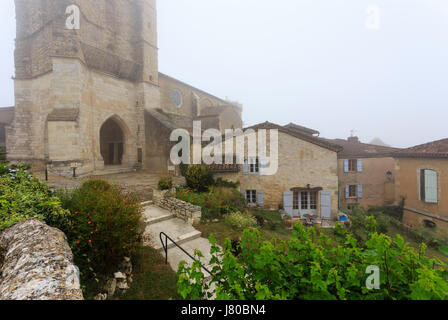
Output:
[
  {"xmin": 214, "ymin": 178, "xmax": 240, "ymax": 189},
  {"xmin": 0, "ymin": 164, "xmax": 70, "ymax": 232},
  {"xmin": 60, "ymin": 180, "xmax": 144, "ymax": 292},
  {"xmin": 158, "ymin": 176, "xmax": 173, "ymax": 190},
  {"xmin": 224, "ymin": 211, "xmax": 258, "ymax": 231},
  {"xmin": 176, "ymin": 186, "xmax": 246, "ymax": 219},
  {"xmin": 183, "ymin": 165, "xmax": 214, "ymax": 192}
]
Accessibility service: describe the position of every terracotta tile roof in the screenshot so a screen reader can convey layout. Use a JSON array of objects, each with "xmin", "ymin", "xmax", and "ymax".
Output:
[
  {"xmin": 325, "ymin": 137, "xmax": 401, "ymax": 158},
  {"xmin": 0, "ymin": 107, "xmax": 15, "ymax": 124},
  {"xmin": 394, "ymin": 138, "xmax": 448, "ymax": 158},
  {"xmin": 246, "ymin": 122, "xmax": 342, "ymax": 152},
  {"xmin": 284, "ymin": 123, "xmax": 320, "ymax": 136}
]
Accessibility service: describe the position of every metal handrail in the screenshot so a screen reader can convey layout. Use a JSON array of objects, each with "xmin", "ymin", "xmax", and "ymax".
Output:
[{"xmin": 159, "ymin": 232, "xmax": 214, "ymax": 278}]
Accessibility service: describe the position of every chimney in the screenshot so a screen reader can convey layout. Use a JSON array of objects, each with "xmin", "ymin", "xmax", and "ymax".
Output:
[{"xmin": 347, "ymin": 136, "xmax": 359, "ymax": 143}]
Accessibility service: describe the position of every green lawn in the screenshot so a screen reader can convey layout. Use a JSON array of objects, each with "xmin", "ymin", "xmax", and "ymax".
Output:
[{"xmin": 117, "ymin": 246, "xmax": 180, "ymax": 300}]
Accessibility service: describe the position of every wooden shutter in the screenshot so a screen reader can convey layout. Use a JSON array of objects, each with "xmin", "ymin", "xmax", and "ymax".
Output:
[
  {"xmin": 257, "ymin": 190, "xmax": 265, "ymax": 207},
  {"xmin": 320, "ymin": 190, "xmax": 332, "ymax": 220},
  {"xmin": 358, "ymin": 185, "xmax": 363, "ymax": 198},
  {"xmin": 344, "ymin": 160, "xmax": 349, "ymax": 173},
  {"xmin": 283, "ymin": 191, "xmax": 293, "ymax": 217},
  {"xmin": 357, "ymin": 159, "xmax": 363, "ymax": 172},
  {"xmin": 424, "ymin": 170, "xmax": 438, "ymax": 203}
]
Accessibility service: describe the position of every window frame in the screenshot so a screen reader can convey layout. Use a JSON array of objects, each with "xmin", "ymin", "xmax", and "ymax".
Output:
[{"xmin": 246, "ymin": 190, "xmax": 257, "ymax": 204}]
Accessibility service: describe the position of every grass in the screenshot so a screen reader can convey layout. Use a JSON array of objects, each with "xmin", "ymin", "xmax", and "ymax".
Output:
[
  {"xmin": 116, "ymin": 246, "xmax": 180, "ymax": 300},
  {"xmin": 196, "ymin": 210, "xmax": 291, "ymax": 246}
]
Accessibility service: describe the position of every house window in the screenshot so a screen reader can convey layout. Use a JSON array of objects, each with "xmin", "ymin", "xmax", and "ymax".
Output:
[
  {"xmin": 420, "ymin": 169, "xmax": 438, "ymax": 204},
  {"xmin": 349, "ymin": 185, "xmax": 357, "ymax": 198},
  {"xmin": 249, "ymin": 158, "xmax": 259, "ymax": 174},
  {"xmin": 293, "ymin": 191, "xmax": 318, "ymax": 210},
  {"xmin": 348, "ymin": 159, "xmax": 357, "ymax": 172},
  {"xmin": 246, "ymin": 190, "xmax": 257, "ymax": 204}
]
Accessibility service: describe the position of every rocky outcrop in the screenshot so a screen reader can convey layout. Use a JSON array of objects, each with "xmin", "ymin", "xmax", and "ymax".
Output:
[{"xmin": 0, "ymin": 219, "xmax": 83, "ymax": 300}]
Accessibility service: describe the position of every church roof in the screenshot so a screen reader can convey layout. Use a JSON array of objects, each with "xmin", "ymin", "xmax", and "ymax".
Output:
[{"xmin": 145, "ymin": 109, "xmax": 194, "ymax": 132}]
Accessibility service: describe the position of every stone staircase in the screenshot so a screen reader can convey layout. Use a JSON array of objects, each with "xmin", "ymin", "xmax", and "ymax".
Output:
[{"xmin": 142, "ymin": 203, "xmax": 216, "ymax": 274}]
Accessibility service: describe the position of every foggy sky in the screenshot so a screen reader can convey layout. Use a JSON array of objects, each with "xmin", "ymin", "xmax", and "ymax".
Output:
[{"xmin": 1, "ymin": 0, "xmax": 447, "ymax": 148}]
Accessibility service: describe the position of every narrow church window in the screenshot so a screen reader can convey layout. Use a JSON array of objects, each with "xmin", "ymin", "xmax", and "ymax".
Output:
[
  {"xmin": 138, "ymin": 148, "xmax": 143, "ymax": 164},
  {"xmin": 171, "ymin": 89, "xmax": 183, "ymax": 108}
]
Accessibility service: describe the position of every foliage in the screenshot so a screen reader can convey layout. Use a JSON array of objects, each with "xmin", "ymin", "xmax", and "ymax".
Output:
[
  {"xmin": 176, "ymin": 186, "xmax": 246, "ymax": 219},
  {"xmin": 214, "ymin": 178, "xmax": 240, "ymax": 189},
  {"xmin": 183, "ymin": 165, "xmax": 214, "ymax": 192},
  {"xmin": 224, "ymin": 211, "xmax": 258, "ymax": 231},
  {"xmin": 177, "ymin": 220, "xmax": 448, "ymax": 300},
  {"xmin": 59, "ymin": 180, "xmax": 144, "ymax": 294},
  {"xmin": 117, "ymin": 246, "xmax": 180, "ymax": 300},
  {"xmin": 158, "ymin": 175, "xmax": 173, "ymax": 191},
  {"xmin": 0, "ymin": 164, "xmax": 70, "ymax": 232}
]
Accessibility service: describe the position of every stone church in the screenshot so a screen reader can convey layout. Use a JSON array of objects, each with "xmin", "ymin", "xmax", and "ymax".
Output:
[{"xmin": 0, "ymin": 0, "xmax": 243, "ymax": 176}]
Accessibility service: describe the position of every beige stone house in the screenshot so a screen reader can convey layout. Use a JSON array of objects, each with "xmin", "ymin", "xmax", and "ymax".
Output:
[
  {"xmin": 394, "ymin": 139, "xmax": 448, "ymax": 230},
  {"xmin": 210, "ymin": 122, "xmax": 341, "ymax": 220},
  {"xmin": 0, "ymin": 0, "xmax": 242, "ymax": 176},
  {"xmin": 325, "ymin": 136, "xmax": 400, "ymax": 210}
]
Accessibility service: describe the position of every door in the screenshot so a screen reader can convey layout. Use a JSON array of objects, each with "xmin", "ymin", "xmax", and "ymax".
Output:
[{"xmin": 293, "ymin": 191, "xmax": 318, "ymax": 217}]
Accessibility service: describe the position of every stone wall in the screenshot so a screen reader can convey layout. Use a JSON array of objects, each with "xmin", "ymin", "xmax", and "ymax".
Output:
[
  {"xmin": 0, "ymin": 219, "xmax": 83, "ymax": 300},
  {"xmin": 154, "ymin": 190, "xmax": 202, "ymax": 225}
]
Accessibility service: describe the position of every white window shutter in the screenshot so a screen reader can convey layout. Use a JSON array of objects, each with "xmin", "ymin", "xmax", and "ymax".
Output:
[
  {"xmin": 259, "ymin": 157, "xmax": 268, "ymax": 176},
  {"xmin": 283, "ymin": 191, "xmax": 293, "ymax": 217},
  {"xmin": 425, "ymin": 170, "xmax": 438, "ymax": 203},
  {"xmin": 257, "ymin": 190, "xmax": 265, "ymax": 207},
  {"xmin": 320, "ymin": 191, "xmax": 332, "ymax": 220},
  {"xmin": 357, "ymin": 159, "xmax": 363, "ymax": 172},
  {"xmin": 344, "ymin": 160, "xmax": 349, "ymax": 173},
  {"xmin": 345, "ymin": 185, "xmax": 350, "ymax": 199},
  {"xmin": 242, "ymin": 159, "xmax": 249, "ymax": 174},
  {"xmin": 358, "ymin": 185, "xmax": 363, "ymax": 198}
]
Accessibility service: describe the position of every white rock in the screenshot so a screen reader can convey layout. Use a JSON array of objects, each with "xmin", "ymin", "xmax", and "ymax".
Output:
[{"xmin": 114, "ymin": 272, "xmax": 126, "ymax": 280}]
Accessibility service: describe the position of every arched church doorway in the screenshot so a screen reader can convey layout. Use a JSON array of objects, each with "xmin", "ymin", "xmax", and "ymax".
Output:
[{"xmin": 100, "ymin": 118, "xmax": 125, "ymax": 166}]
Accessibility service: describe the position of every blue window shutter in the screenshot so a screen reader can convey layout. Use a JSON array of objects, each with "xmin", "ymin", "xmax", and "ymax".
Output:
[
  {"xmin": 283, "ymin": 191, "xmax": 293, "ymax": 217},
  {"xmin": 345, "ymin": 185, "xmax": 350, "ymax": 199},
  {"xmin": 320, "ymin": 191, "xmax": 332, "ymax": 220},
  {"xmin": 425, "ymin": 170, "xmax": 438, "ymax": 203},
  {"xmin": 344, "ymin": 160, "xmax": 349, "ymax": 173},
  {"xmin": 358, "ymin": 185, "xmax": 363, "ymax": 198},
  {"xmin": 257, "ymin": 190, "xmax": 265, "ymax": 207},
  {"xmin": 357, "ymin": 159, "xmax": 363, "ymax": 172}
]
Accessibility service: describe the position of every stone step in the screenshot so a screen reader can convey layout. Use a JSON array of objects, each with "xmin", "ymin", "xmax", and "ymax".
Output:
[
  {"xmin": 141, "ymin": 200, "xmax": 154, "ymax": 207},
  {"xmin": 145, "ymin": 213, "xmax": 175, "ymax": 225},
  {"xmin": 154, "ymin": 230, "xmax": 202, "ymax": 251},
  {"xmin": 158, "ymin": 237, "xmax": 216, "ymax": 273},
  {"xmin": 144, "ymin": 216, "xmax": 202, "ymax": 250}
]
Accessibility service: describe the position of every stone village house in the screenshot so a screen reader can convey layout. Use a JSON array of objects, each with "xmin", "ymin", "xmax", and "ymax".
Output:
[
  {"xmin": 0, "ymin": 0, "xmax": 242, "ymax": 176},
  {"xmin": 394, "ymin": 139, "xmax": 448, "ymax": 230},
  {"xmin": 209, "ymin": 122, "xmax": 341, "ymax": 220},
  {"xmin": 326, "ymin": 136, "xmax": 401, "ymax": 210}
]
